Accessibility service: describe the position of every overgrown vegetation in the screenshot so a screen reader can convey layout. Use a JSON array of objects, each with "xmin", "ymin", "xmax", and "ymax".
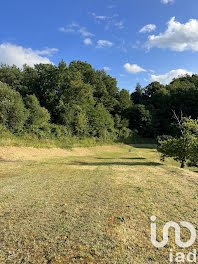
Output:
[
  {"xmin": 0, "ymin": 61, "xmax": 198, "ymax": 154},
  {"xmin": 0, "ymin": 62, "xmax": 132, "ymax": 143}
]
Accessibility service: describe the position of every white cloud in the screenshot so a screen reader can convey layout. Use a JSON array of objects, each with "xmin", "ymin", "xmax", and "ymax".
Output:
[
  {"xmin": 139, "ymin": 24, "xmax": 156, "ymax": 33},
  {"xmin": 59, "ymin": 23, "xmax": 79, "ymax": 33},
  {"xmin": 36, "ymin": 47, "xmax": 58, "ymax": 56},
  {"xmin": 161, "ymin": 0, "xmax": 175, "ymax": 4},
  {"xmin": 96, "ymin": 40, "xmax": 113, "ymax": 48},
  {"xmin": 104, "ymin": 15, "xmax": 124, "ymax": 31},
  {"xmin": 59, "ymin": 27, "xmax": 75, "ymax": 33},
  {"xmin": 59, "ymin": 23, "xmax": 94, "ymax": 38},
  {"xmin": 92, "ymin": 13, "xmax": 107, "ymax": 21},
  {"xmin": 78, "ymin": 27, "xmax": 94, "ymax": 37},
  {"xmin": 96, "ymin": 16, "xmax": 106, "ymax": 20},
  {"xmin": 91, "ymin": 12, "xmax": 124, "ymax": 30},
  {"xmin": 0, "ymin": 43, "xmax": 56, "ymax": 68},
  {"xmin": 146, "ymin": 17, "xmax": 198, "ymax": 52},
  {"xmin": 103, "ymin": 66, "xmax": 111, "ymax": 71},
  {"xmin": 124, "ymin": 63, "xmax": 146, "ymax": 74},
  {"xmin": 115, "ymin": 21, "xmax": 124, "ymax": 29},
  {"xmin": 151, "ymin": 69, "xmax": 193, "ymax": 84},
  {"xmin": 83, "ymin": 38, "xmax": 92, "ymax": 45}
]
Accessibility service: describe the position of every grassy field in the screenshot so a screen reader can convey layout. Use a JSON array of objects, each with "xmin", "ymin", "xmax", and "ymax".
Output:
[{"xmin": 0, "ymin": 145, "xmax": 197, "ymax": 263}]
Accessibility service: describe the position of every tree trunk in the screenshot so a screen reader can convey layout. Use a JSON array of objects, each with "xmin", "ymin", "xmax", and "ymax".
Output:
[{"xmin": 180, "ymin": 160, "xmax": 185, "ymax": 168}]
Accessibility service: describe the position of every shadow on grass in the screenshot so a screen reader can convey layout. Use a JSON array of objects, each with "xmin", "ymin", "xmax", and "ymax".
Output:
[
  {"xmin": 131, "ymin": 144, "xmax": 157, "ymax": 149},
  {"xmin": 97, "ymin": 157, "xmax": 146, "ymax": 160},
  {"xmin": 120, "ymin": 157, "xmax": 146, "ymax": 160},
  {"xmin": 70, "ymin": 161, "xmax": 162, "ymax": 167},
  {"xmin": 0, "ymin": 157, "xmax": 19, "ymax": 163}
]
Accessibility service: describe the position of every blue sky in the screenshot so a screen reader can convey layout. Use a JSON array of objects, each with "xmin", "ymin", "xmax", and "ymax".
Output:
[{"xmin": 1, "ymin": 0, "xmax": 198, "ymax": 92}]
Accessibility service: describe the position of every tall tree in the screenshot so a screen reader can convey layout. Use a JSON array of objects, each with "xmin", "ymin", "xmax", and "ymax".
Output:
[{"xmin": 131, "ymin": 83, "xmax": 143, "ymax": 104}]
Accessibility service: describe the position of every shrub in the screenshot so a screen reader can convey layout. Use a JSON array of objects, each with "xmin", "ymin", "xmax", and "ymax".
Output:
[
  {"xmin": 0, "ymin": 82, "xmax": 27, "ymax": 131},
  {"xmin": 88, "ymin": 104, "xmax": 115, "ymax": 139},
  {"xmin": 24, "ymin": 95, "xmax": 50, "ymax": 129}
]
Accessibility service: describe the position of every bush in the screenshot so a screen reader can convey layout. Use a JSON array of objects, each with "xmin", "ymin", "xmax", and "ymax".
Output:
[
  {"xmin": 88, "ymin": 104, "xmax": 116, "ymax": 139},
  {"xmin": 0, "ymin": 82, "xmax": 27, "ymax": 131},
  {"xmin": 50, "ymin": 124, "xmax": 70, "ymax": 138},
  {"xmin": 158, "ymin": 117, "xmax": 198, "ymax": 168},
  {"xmin": 118, "ymin": 127, "xmax": 131, "ymax": 139},
  {"xmin": 24, "ymin": 95, "xmax": 50, "ymax": 129}
]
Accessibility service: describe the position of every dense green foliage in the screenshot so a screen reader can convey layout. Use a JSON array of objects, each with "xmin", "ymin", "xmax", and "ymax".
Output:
[
  {"xmin": 0, "ymin": 61, "xmax": 198, "ymax": 149},
  {"xmin": 0, "ymin": 82, "xmax": 27, "ymax": 131},
  {"xmin": 0, "ymin": 62, "xmax": 130, "ymax": 141},
  {"xmin": 130, "ymin": 79, "xmax": 198, "ymax": 136},
  {"xmin": 158, "ymin": 117, "xmax": 198, "ymax": 168}
]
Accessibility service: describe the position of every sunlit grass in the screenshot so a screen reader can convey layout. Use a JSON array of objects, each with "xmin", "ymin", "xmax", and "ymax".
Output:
[{"xmin": 0, "ymin": 145, "xmax": 197, "ymax": 263}]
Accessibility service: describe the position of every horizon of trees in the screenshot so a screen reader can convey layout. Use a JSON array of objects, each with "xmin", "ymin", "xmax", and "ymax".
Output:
[{"xmin": 0, "ymin": 60, "xmax": 198, "ymax": 142}]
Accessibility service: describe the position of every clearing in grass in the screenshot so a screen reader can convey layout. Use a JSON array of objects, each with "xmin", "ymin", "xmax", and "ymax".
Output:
[{"xmin": 0, "ymin": 145, "xmax": 197, "ymax": 263}]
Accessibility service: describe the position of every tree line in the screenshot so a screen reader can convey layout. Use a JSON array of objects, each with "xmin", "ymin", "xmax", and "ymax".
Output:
[{"xmin": 0, "ymin": 60, "xmax": 198, "ymax": 145}]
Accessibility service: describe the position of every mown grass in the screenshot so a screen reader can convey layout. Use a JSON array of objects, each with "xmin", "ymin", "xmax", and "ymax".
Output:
[{"xmin": 0, "ymin": 145, "xmax": 197, "ymax": 263}]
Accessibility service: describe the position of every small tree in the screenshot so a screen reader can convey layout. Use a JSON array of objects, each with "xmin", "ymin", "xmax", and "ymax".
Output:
[
  {"xmin": 0, "ymin": 81, "xmax": 27, "ymax": 131},
  {"xmin": 24, "ymin": 95, "xmax": 50, "ymax": 130},
  {"xmin": 158, "ymin": 112, "xmax": 198, "ymax": 168},
  {"xmin": 88, "ymin": 104, "xmax": 115, "ymax": 139}
]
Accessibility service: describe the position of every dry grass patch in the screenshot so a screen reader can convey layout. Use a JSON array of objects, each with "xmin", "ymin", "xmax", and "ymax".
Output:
[{"xmin": 0, "ymin": 144, "xmax": 197, "ymax": 263}]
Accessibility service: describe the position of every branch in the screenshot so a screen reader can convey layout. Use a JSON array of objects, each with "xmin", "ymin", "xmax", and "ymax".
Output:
[{"xmin": 172, "ymin": 110, "xmax": 184, "ymax": 136}]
